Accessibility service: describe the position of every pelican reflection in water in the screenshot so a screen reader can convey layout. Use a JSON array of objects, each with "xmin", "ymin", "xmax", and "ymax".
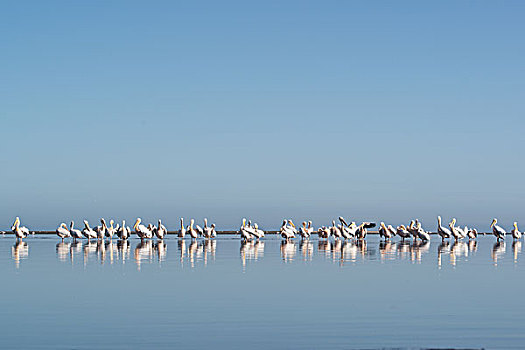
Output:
[
  {"xmin": 512, "ymin": 241, "xmax": 521, "ymax": 263},
  {"xmin": 437, "ymin": 241, "xmax": 450, "ymax": 268},
  {"xmin": 450, "ymin": 241, "xmax": 468, "ymax": 266},
  {"xmin": 56, "ymin": 242, "xmax": 70, "ymax": 262},
  {"xmin": 300, "ymin": 240, "xmax": 313, "ymax": 261},
  {"xmin": 202, "ymin": 239, "xmax": 216, "ymax": 265},
  {"xmin": 492, "ymin": 241, "xmax": 506, "ymax": 266},
  {"xmin": 379, "ymin": 241, "xmax": 397, "ymax": 261},
  {"xmin": 240, "ymin": 240, "xmax": 264, "ymax": 268},
  {"xmin": 134, "ymin": 240, "xmax": 154, "ymax": 270},
  {"xmin": 12, "ymin": 241, "xmax": 29, "ymax": 268},
  {"xmin": 117, "ymin": 240, "xmax": 131, "ymax": 263},
  {"xmin": 154, "ymin": 241, "xmax": 167, "ymax": 263},
  {"xmin": 280, "ymin": 241, "xmax": 296, "ymax": 262}
]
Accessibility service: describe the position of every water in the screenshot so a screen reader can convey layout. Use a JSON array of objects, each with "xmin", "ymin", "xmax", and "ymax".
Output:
[{"xmin": 1, "ymin": 234, "xmax": 523, "ymax": 349}]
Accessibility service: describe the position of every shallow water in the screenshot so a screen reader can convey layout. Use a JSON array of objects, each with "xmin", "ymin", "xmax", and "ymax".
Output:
[{"xmin": 1, "ymin": 234, "xmax": 523, "ymax": 349}]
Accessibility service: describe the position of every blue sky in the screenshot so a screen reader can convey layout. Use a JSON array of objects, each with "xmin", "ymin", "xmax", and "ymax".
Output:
[{"xmin": 2, "ymin": 1, "xmax": 524, "ymax": 230}]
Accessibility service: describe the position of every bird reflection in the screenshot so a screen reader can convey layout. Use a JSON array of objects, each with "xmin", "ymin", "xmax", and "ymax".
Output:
[
  {"xmin": 178, "ymin": 240, "xmax": 187, "ymax": 266},
  {"xmin": 188, "ymin": 241, "xmax": 203, "ymax": 268},
  {"xmin": 154, "ymin": 241, "xmax": 167, "ymax": 263},
  {"xmin": 468, "ymin": 240, "xmax": 478, "ymax": 253},
  {"xmin": 69, "ymin": 241, "xmax": 83, "ymax": 264},
  {"xmin": 492, "ymin": 241, "xmax": 506, "ymax": 266},
  {"xmin": 12, "ymin": 241, "xmax": 29, "ymax": 269},
  {"xmin": 340, "ymin": 241, "xmax": 358, "ymax": 264},
  {"xmin": 450, "ymin": 241, "xmax": 468, "ymax": 266},
  {"xmin": 300, "ymin": 240, "xmax": 313, "ymax": 261},
  {"xmin": 83, "ymin": 241, "xmax": 97, "ymax": 266},
  {"xmin": 379, "ymin": 241, "xmax": 396, "ymax": 261},
  {"xmin": 410, "ymin": 240, "xmax": 430, "ymax": 263},
  {"xmin": 396, "ymin": 241, "xmax": 411, "ymax": 259},
  {"xmin": 437, "ymin": 242, "xmax": 450, "ymax": 268},
  {"xmin": 280, "ymin": 241, "xmax": 296, "ymax": 262},
  {"xmin": 134, "ymin": 240, "xmax": 153, "ymax": 270},
  {"xmin": 512, "ymin": 241, "xmax": 521, "ymax": 263},
  {"xmin": 318, "ymin": 241, "xmax": 331, "ymax": 258},
  {"xmin": 56, "ymin": 242, "xmax": 70, "ymax": 262},
  {"xmin": 117, "ymin": 240, "xmax": 130, "ymax": 263},
  {"xmin": 203, "ymin": 239, "xmax": 216, "ymax": 265},
  {"xmin": 240, "ymin": 240, "xmax": 264, "ymax": 268}
]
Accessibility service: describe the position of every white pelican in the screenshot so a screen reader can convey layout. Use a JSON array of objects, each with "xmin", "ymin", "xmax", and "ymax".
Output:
[
  {"xmin": 279, "ymin": 220, "xmax": 296, "ymax": 240},
  {"xmin": 387, "ymin": 225, "xmax": 397, "ymax": 237},
  {"xmin": 306, "ymin": 221, "xmax": 314, "ymax": 236},
  {"xmin": 210, "ymin": 223, "xmax": 217, "ymax": 238},
  {"xmin": 106, "ymin": 220, "xmax": 117, "ymax": 240},
  {"xmin": 187, "ymin": 219, "xmax": 199, "ymax": 239},
  {"xmin": 491, "ymin": 218, "xmax": 506, "ymax": 241},
  {"xmin": 330, "ymin": 220, "xmax": 342, "ymax": 239},
  {"xmin": 396, "ymin": 225, "xmax": 410, "ymax": 240},
  {"xmin": 467, "ymin": 228, "xmax": 478, "ymax": 240},
  {"xmin": 449, "ymin": 218, "xmax": 466, "ymax": 241},
  {"xmin": 179, "ymin": 218, "xmax": 186, "ymax": 238},
  {"xmin": 203, "ymin": 218, "xmax": 214, "ymax": 238},
  {"xmin": 117, "ymin": 220, "xmax": 131, "ymax": 240},
  {"xmin": 195, "ymin": 221, "xmax": 204, "ymax": 237},
  {"xmin": 154, "ymin": 219, "xmax": 168, "ymax": 240},
  {"xmin": 378, "ymin": 222, "xmax": 393, "ymax": 240},
  {"xmin": 94, "ymin": 219, "xmax": 108, "ymax": 240},
  {"xmin": 356, "ymin": 222, "xmax": 375, "ymax": 240},
  {"xmin": 416, "ymin": 221, "xmax": 430, "ymax": 241},
  {"xmin": 252, "ymin": 223, "xmax": 264, "ymax": 239},
  {"xmin": 70, "ymin": 221, "xmax": 82, "ymax": 240},
  {"xmin": 437, "ymin": 216, "xmax": 451, "ymax": 241},
  {"xmin": 239, "ymin": 218, "xmax": 253, "ymax": 241},
  {"xmin": 11, "ymin": 217, "xmax": 30, "ymax": 240},
  {"xmin": 82, "ymin": 220, "xmax": 97, "ymax": 241},
  {"xmin": 338, "ymin": 217, "xmax": 354, "ymax": 240},
  {"xmin": 134, "ymin": 218, "xmax": 153, "ymax": 240},
  {"xmin": 317, "ymin": 226, "xmax": 330, "ymax": 239},
  {"xmin": 56, "ymin": 223, "xmax": 71, "ymax": 241},
  {"xmin": 299, "ymin": 222, "xmax": 309, "ymax": 239},
  {"xmin": 407, "ymin": 220, "xmax": 418, "ymax": 240},
  {"xmin": 511, "ymin": 222, "xmax": 522, "ymax": 240}
]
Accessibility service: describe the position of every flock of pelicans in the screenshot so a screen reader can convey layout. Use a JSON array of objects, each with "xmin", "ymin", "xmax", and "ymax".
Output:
[{"xmin": 5, "ymin": 216, "xmax": 524, "ymax": 242}]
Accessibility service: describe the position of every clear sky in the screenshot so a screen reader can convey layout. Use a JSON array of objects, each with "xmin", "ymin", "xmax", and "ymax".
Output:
[{"xmin": 2, "ymin": 1, "xmax": 524, "ymax": 230}]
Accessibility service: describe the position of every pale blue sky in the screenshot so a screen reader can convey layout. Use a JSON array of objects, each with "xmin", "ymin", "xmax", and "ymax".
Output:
[{"xmin": 2, "ymin": 1, "xmax": 524, "ymax": 230}]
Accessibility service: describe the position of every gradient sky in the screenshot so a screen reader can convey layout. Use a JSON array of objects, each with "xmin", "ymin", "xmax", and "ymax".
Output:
[{"xmin": 2, "ymin": 1, "xmax": 524, "ymax": 230}]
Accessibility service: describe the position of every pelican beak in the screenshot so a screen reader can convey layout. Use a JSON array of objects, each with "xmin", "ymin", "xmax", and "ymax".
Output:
[{"xmin": 134, "ymin": 219, "xmax": 140, "ymax": 229}]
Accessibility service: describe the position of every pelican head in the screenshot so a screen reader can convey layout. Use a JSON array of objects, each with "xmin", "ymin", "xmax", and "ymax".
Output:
[
  {"xmin": 491, "ymin": 218, "xmax": 497, "ymax": 228},
  {"xmin": 211, "ymin": 223, "xmax": 216, "ymax": 228},
  {"xmin": 12, "ymin": 217, "xmax": 20, "ymax": 230},
  {"xmin": 380, "ymin": 222, "xmax": 386, "ymax": 228},
  {"xmin": 242, "ymin": 218, "xmax": 246, "ymax": 227},
  {"xmin": 204, "ymin": 218, "xmax": 208, "ymax": 227},
  {"xmin": 282, "ymin": 220, "xmax": 287, "ymax": 227},
  {"xmin": 514, "ymin": 222, "xmax": 518, "ymax": 229},
  {"xmin": 190, "ymin": 219, "xmax": 194, "ymax": 228},
  {"xmin": 451, "ymin": 218, "xmax": 457, "ymax": 226},
  {"xmin": 110, "ymin": 219, "xmax": 114, "ymax": 227},
  {"xmin": 289, "ymin": 220, "xmax": 295, "ymax": 228},
  {"xmin": 134, "ymin": 218, "xmax": 141, "ymax": 230}
]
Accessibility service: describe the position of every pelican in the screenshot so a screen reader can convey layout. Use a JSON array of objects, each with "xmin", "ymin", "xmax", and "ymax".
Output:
[
  {"xmin": 279, "ymin": 220, "xmax": 296, "ymax": 240},
  {"xmin": 511, "ymin": 222, "xmax": 522, "ymax": 240},
  {"xmin": 416, "ymin": 221, "xmax": 430, "ymax": 241},
  {"xmin": 187, "ymin": 219, "xmax": 199, "ymax": 239},
  {"xmin": 179, "ymin": 218, "xmax": 186, "ymax": 238},
  {"xmin": 396, "ymin": 225, "xmax": 410, "ymax": 240},
  {"xmin": 94, "ymin": 219, "xmax": 108, "ymax": 240},
  {"xmin": 387, "ymin": 225, "xmax": 397, "ymax": 237},
  {"xmin": 210, "ymin": 223, "xmax": 217, "ymax": 238},
  {"xmin": 117, "ymin": 220, "xmax": 131, "ymax": 240},
  {"xmin": 299, "ymin": 222, "xmax": 310, "ymax": 239},
  {"xmin": 56, "ymin": 223, "xmax": 70, "ymax": 241},
  {"xmin": 11, "ymin": 217, "xmax": 30, "ymax": 240},
  {"xmin": 134, "ymin": 218, "xmax": 152, "ymax": 240},
  {"xmin": 491, "ymin": 218, "xmax": 506, "ymax": 241},
  {"xmin": 378, "ymin": 222, "xmax": 393, "ymax": 240},
  {"xmin": 195, "ymin": 221, "xmax": 204, "ymax": 237},
  {"xmin": 70, "ymin": 221, "xmax": 82, "ymax": 240},
  {"xmin": 306, "ymin": 221, "xmax": 314, "ymax": 236},
  {"xmin": 154, "ymin": 219, "xmax": 168, "ymax": 240},
  {"xmin": 449, "ymin": 218, "xmax": 466, "ymax": 241},
  {"xmin": 317, "ymin": 226, "xmax": 331, "ymax": 239},
  {"xmin": 330, "ymin": 220, "xmax": 342, "ymax": 239},
  {"xmin": 356, "ymin": 222, "xmax": 374, "ymax": 240},
  {"xmin": 252, "ymin": 223, "xmax": 264, "ymax": 239},
  {"xmin": 203, "ymin": 218, "xmax": 214, "ymax": 238},
  {"xmin": 407, "ymin": 220, "xmax": 419, "ymax": 240},
  {"xmin": 437, "ymin": 216, "xmax": 451, "ymax": 241},
  {"xmin": 239, "ymin": 218, "xmax": 253, "ymax": 241},
  {"xmin": 82, "ymin": 220, "xmax": 97, "ymax": 241},
  {"xmin": 339, "ymin": 217, "xmax": 354, "ymax": 240},
  {"xmin": 106, "ymin": 220, "xmax": 117, "ymax": 240},
  {"xmin": 467, "ymin": 228, "xmax": 478, "ymax": 240}
]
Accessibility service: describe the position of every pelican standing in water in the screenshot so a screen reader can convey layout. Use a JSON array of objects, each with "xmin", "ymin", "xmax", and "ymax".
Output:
[
  {"xmin": 378, "ymin": 222, "xmax": 393, "ymax": 240},
  {"xmin": 187, "ymin": 219, "xmax": 199, "ymax": 239},
  {"xmin": 94, "ymin": 218, "xmax": 108, "ymax": 240},
  {"xmin": 416, "ymin": 221, "xmax": 430, "ymax": 242},
  {"xmin": 511, "ymin": 222, "xmax": 522, "ymax": 240},
  {"xmin": 467, "ymin": 228, "xmax": 478, "ymax": 240},
  {"xmin": 56, "ymin": 223, "xmax": 71, "ymax": 241},
  {"xmin": 11, "ymin": 217, "xmax": 30, "ymax": 240},
  {"xmin": 117, "ymin": 220, "xmax": 131, "ymax": 240},
  {"xmin": 239, "ymin": 218, "xmax": 253, "ymax": 241},
  {"xmin": 70, "ymin": 221, "xmax": 83, "ymax": 241},
  {"xmin": 299, "ymin": 222, "xmax": 310, "ymax": 239},
  {"xmin": 317, "ymin": 226, "xmax": 331, "ymax": 240},
  {"xmin": 491, "ymin": 218, "xmax": 506, "ymax": 241},
  {"xmin": 330, "ymin": 220, "xmax": 342, "ymax": 239},
  {"xmin": 106, "ymin": 220, "xmax": 117, "ymax": 240},
  {"xmin": 154, "ymin": 219, "xmax": 168, "ymax": 240},
  {"xmin": 82, "ymin": 220, "xmax": 97, "ymax": 241},
  {"xmin": 396, "ymin": 225, "xmax": 410, "ymax": 240},
  {"xmin": 279, "ymin": 220, "xmax": 296, "ymax": 240},
  {"xmin": 437, "ymin": 216, "xmax": 451, "ymax": 242},
  {"xmin": 179, "ymin": 218, "xmax": 186, "ymax": 238},
  {"xmin": 449, "ymin": 218, "xmax": 466, "ymax": 241},
  {"xmin": 134, "ymin": 218, "xmax": 153, "ymax": 240}
]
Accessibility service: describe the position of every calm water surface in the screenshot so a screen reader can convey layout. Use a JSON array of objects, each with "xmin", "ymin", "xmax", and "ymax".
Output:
[{"xmin": 1, "ymin": 235, "xmax": 524, "ymax": 349}]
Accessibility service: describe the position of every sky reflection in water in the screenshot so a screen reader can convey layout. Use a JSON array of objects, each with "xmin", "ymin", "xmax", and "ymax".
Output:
[{"xmin": 1, "ymin": 235, "xmax": 524, "ymax": 350}]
